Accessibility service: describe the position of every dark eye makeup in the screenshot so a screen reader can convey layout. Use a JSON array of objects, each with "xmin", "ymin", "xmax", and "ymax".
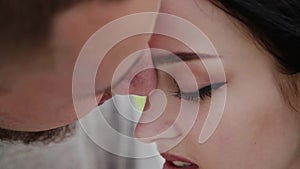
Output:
[{"xmin": 171, "ymin": 82, "xmax": 227, "ymax": 102}]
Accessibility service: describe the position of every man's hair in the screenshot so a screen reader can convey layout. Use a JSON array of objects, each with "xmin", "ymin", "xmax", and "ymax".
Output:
[{"xmin": 0, "ymin": 0, "xmax": 85, "ymax": 53}]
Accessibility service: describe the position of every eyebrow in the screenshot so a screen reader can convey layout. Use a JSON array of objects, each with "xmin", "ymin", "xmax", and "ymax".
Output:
[{"xmin": 152, "ymin": 52, "xmax": 220, "ymax": 66}]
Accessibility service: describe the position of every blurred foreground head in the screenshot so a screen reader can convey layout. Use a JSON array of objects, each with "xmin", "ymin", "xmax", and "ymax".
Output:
[{"xmin": 0, "ymin": 0, "xmax": 160, "ymax": 144}]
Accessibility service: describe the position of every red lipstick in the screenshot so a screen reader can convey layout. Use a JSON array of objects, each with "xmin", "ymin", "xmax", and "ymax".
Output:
[{"xmin": 161, "ymin": 153, "xmax": 199, "ymax": 169}]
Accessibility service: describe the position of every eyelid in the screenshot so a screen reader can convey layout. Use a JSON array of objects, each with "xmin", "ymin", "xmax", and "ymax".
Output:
[
  {"xmin": 178, "ymin": 82, "xmax": 210, "ymax": 93},
  {"xmin": 210, "ymin": 82, "xmax": 227, "ymax": 89},
  {"xmin": 179, "ymin": 82, "xmax": 226, "ymax": 94},
  {"xmin": 173, "ymin": 82, "xmax": 227, "ymax": 102}
]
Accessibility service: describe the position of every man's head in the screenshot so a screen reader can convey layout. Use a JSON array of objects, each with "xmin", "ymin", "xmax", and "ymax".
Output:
[{"xmin": 0, "ymin": 0, "xmax": 160, "ymax": 143}]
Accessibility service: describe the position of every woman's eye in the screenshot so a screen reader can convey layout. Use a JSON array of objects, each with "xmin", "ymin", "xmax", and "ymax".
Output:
[{"xmin": 172, "ymin": 82, "xmax": 226, "ymax": 102}]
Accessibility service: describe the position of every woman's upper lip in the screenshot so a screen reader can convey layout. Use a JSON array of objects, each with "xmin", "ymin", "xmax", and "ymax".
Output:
[{"xmin": 161, "ymin": 153, "xmax": 197, "ymax": 166}]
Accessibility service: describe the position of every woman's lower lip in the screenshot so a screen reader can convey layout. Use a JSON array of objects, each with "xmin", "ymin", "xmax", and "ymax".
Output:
[{"xmin": 163, "ymin": 161, "xmax": 199, "ymax": 169}]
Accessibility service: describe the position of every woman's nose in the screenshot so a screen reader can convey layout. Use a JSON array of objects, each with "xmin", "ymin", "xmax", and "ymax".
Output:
[
  {"xmin": 134, "ymin": 89, "xmax": 182, "ymax": 143},
  {"xmin": 111, "ymin": 51, "xmax": 157, "ymax": 97},
  {"xmin": 97, "ymin": 51, "xmax": 157, "ymax": 106}
]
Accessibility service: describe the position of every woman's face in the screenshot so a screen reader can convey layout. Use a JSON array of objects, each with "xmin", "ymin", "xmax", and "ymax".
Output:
[{"xmin": 135, "ymin": 0, "xmax": 300, "ymax": 168}]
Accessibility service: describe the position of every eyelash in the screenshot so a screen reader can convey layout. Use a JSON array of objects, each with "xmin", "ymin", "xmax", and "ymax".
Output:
[{"xmin": 171, "ymin": 82, "xmax": 227, "ymax": 102}]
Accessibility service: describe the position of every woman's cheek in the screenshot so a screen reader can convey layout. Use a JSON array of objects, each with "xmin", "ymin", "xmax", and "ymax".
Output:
[{"xmin": 198, "ymin": 81, "xmax": 299, "ymax": 168}]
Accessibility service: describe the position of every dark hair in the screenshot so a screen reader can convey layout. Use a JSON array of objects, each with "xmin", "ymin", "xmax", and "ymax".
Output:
[
  {"xmin": 0, "ymin": 0, "xmax": 85, "ymax": 51},
  {"xmin": 0, "ymin": 124, "xmax": 76, "ymax": 145},
  {"xmin": 210, "ymin": 0, "xmax": 300, "ymax": 75},
  {"xmin": 210, "ymin": 0, "xmax": 300, "ymax": 110}
]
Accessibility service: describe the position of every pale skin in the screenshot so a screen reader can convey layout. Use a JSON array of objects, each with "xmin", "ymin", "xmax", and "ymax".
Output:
[
  {"xmin": 135, "ymin": 0, "xmax": 300, "ymax": 168},
  {"xmin": 0, "ymin": 0, "xmax": 160, "ymax": 132}
]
